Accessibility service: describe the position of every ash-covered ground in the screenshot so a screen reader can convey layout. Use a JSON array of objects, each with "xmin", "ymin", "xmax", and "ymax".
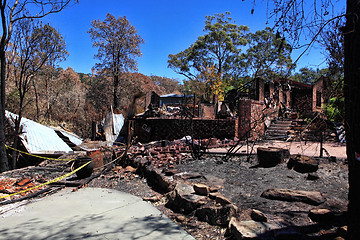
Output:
[
  {"xmin": 175, "ymin": 155, "xmax": 348, "ymax": 225},
  {"xmin": 89, "ymin": 153, "xmax": 348, "ymax": 239}
]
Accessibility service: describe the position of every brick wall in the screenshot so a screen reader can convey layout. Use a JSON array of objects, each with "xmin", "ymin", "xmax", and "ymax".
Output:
[
  {"xmin": 236, "ymin": 98, "xmax": 278, "ymax": 140},
  {"xmin": 199, "ymin": 103, "xmax": 216, "ymax": 119},
  {"xmin": 312, "ymin": 78, "xmax": 324, "ymax": 112}
]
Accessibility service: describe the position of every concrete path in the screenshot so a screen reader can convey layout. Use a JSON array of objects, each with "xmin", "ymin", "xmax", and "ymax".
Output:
[{"xmin": 0, "ymin": 188, "xmax": 194, "ymax": 240}]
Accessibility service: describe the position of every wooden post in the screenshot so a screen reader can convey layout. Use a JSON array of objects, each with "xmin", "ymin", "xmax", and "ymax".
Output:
[
  {"xmin": 320, "ymin": 131, "xmax": 323, "ymax": 158},
  {"xmin": 91, "ymin": 121, "xmax": 97, "ymax": 141}
]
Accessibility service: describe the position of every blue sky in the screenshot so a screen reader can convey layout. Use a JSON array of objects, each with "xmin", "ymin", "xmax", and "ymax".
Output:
[{"xmin": 43, "ymin": 0, "xmax": 341, "ymax": 81}]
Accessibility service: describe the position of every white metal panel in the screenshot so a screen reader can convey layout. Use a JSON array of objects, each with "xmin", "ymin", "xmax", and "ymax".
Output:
[{"xmin": 5, "ymin": 111, "xmax": 73, "ymax": 154}]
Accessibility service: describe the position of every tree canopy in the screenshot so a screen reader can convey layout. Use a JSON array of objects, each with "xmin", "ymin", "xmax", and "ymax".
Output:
[
  {"xmin": 169, "ymin": 12, "xmax": 249, "ymax": 78},
  {"xmin": 88, "ymin": 13, "xmax": 144, "ymax": 109},
  {"xmin": 244, "ymin": 27, "xmax": 293, "ymax": 79},
  {"xmin": 168, "ymin": 12, "xmax": 249, "ymax": 100}
]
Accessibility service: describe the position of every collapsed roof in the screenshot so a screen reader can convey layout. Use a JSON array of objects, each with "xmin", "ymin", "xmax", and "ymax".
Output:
[{"xmin": 5, "ymin": 111, "xmax": 83, "ymax": 155}]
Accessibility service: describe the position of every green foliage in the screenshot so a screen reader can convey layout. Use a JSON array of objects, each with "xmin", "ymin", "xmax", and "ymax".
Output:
[
  {"xmin": 168, "ymin": 12, "xmax": 249, "ymax": 82},
  {"xmin": 323, "ymin": 96, "xmax": 345, "ymax": 122},
  {"xmin": 168, "ymin": 12, "xmax": 249, "ymax": 100},
  {"xmin": 291, "ymin": 67, "xmax": 329, "ymax": 84},
  {"xmin": 244, "ymin": 27, "xmax": 293, "ymax": 79}
]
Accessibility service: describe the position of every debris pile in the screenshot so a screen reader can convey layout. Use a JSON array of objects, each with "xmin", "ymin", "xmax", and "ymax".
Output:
[
  {"xmin": 0, "ymin": 177, "xmax": 45, "ymax": 199},
  {"xmin": 123, "ymin": 138, "xmax": 235, "ymax": 170}
]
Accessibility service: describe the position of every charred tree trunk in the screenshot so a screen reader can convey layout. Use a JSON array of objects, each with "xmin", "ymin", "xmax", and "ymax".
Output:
[
  {"xmin": 0, "ymin": 47, "xmax": 8, "ymax": 172},
  {"xmin": 113, "ymin": 74, "xmax": 119, "ymax": 109},
  {"xmin": 344, "ymin": 1, "xmax": 360, "ymax": 239}
]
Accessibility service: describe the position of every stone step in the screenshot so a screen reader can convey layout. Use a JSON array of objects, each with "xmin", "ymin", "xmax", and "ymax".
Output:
[
  {"xmin": 268, "ymin": 126, "xmax": 290, "ymax": 131},
  {"xmin": 265, "ymin": 135, "xmax": 289, "ymax": 140},
  {"xmin": 266, "ymin": 131, "xmax": 289, "ymax": 136},
  {"xmin": 275, "ymin": 120, "xmax": 293, "ymax": 124}
]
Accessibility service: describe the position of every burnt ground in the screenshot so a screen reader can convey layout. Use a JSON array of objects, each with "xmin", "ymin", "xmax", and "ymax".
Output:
[{"xmin": 88, "ymin": 153, "xmax": 348, "ymax": 239}]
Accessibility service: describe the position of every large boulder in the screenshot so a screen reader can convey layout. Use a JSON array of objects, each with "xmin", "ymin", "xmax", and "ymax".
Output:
[
  {"xmin": 209, "ymin": 192, "xmax": 233, "ymax": 205},
  {"xmin": 287, "ymin": 155, "xmax": 319, "ymax": 173},
  {"xmin": 261, "ymin": 188, "xmax": 326, "ymax": 205},
  {"xmin": 193, "ymin": 183, "xmax": 210, "ymax": 196},
  {"xmin": 308, "ymin": 208, "xmax": 346, "ymax": 223}
]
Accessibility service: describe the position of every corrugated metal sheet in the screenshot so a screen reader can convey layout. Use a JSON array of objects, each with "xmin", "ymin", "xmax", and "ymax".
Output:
[
  {"xmin": 102, "ymin": 108, "xmax": 124, "ymax": 145},
  {"xmin": 5, "ymin": 111, "xmax": 81, "ymax": 155}
]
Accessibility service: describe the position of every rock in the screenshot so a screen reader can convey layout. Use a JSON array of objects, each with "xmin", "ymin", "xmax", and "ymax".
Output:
[
  {"xmin": 261, "ymin": 188, "xmax": 326, "ymax": 205},
  {"xmin": 209, "ymin": 186, "xmax": 219, "ymax": 193},
  {"xmin": 309, "ymin": 208, "xmax": 334, "ymax": 222},
  {"xmin": 177, "ymin": 172, "xmax": 203, "ymax": 180},
  {"xmin": 146, "ymin": 166, "xmax": 175, "ymax": 193},
  {"xmin": 143, "ymin": 195, "xmax": 160, "ymax": 202},
  {"xmin": 195, "ymin": 202, "xmax": 238, "ymax": 226},
  {"xmin": 227, "ymin": 218, "xmax": 284, "ymax": 239},
  {"xmin": 125, "ymin": 166, "xmax": 136, "ymax": 173},
  {"xmin": 250, "ymin": 209, "xmax": 267, "ymax": 222},
  {"xmin": 309, "ymin": 208, "xmax": 346, "ymax": 223},
  {"xmin": 307, "ymin": 173, "xmax": 320, "ymax": 180},
  {"xmin": 166, "ymin": 183, "xmax": 208, "ymax": 214},
  {"xmin": 287, "ymin": 155, "xmax": 319, "ymax": 173},
  {"xmin": 175, "ymin": 215, "xmax": 186, "ymax": 222},
  {"xmin": 257, "ymin": 147, "xmax": 285, "ymax": 167},
  {"xmin": 163, "ymin": 168, "xmax": 178, "ymax": 176},
  {"xmin": 193, "ymin": 183, "xmax": 210, "ymax": 196},
  {"xmin": 337, "ymin": 226, "xmax": 347, "ymax": 238},
  {"xmin": 209, "ymin": 192, "xmax": 233, "ymax": 205}
]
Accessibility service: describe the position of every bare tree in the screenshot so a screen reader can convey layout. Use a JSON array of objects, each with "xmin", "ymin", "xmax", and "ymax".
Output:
[
  {"xmin": 8, "ymin": 19, "xmax": 67, "ymax": 169},
  {"xmin": 0, "ymin": 0, "xmax": 75, "ymax": 172},
  {"xmin": 88, "ymin": 13, "xmax": 144, "ymax": 110}
]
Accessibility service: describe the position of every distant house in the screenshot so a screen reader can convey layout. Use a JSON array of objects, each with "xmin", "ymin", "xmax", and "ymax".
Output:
[{"xmin": 159, "ymin": 93, "xmax": 193, "ymax": 107}]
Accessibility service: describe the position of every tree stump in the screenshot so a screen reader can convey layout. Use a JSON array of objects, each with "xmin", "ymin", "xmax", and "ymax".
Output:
[
  {"xmin": 287, "ymin": 155, "xmax": 319, "ymax": 173},
  {"xmin": 257, "ymin": 147, "xmax": 285, "ymax": 167}
]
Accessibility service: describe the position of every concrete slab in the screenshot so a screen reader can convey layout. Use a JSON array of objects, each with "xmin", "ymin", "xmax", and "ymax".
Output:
[
  {"xmin": 209, "ymin": 140, "xmax": 346, "ymax": 159},
  {"xmin": 0, "ymin": 188, "xmax": 194, "ymax": 240}
]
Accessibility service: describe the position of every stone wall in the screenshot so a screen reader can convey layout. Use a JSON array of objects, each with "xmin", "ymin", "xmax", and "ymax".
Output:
[{"xmin": 133, "ymin": 118, "xmax": 235, "ymax": 143}]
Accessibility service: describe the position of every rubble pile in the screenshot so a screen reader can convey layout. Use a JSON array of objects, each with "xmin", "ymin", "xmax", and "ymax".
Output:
[
  {"xmin": 124, "ymin": 137, "xmax": 235, "ymax": 170},
  {"xmin": 0, "ymin": 163, "xmax": 68, "ymax": 202},
  {"xmin": 0, "ymin": 177, "xmax": 45, "ymax": 199}
]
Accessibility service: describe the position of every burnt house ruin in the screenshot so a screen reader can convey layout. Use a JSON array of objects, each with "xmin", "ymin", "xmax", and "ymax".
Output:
[{"xmin": 130, "ymin": 77, "xmax": 330, "ymax": 143}]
